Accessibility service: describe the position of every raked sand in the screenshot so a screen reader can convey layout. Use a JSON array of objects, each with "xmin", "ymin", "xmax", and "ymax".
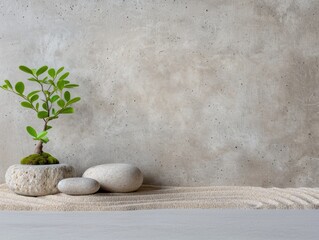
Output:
[{"xmin": 0, "ymin": 184, "xmax": 318, "ymax": 211}]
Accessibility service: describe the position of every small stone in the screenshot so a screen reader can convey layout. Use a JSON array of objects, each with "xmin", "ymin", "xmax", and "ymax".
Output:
[
  {"xmin": 5, "ymin": 164, "xmax": 74, "ymax": 196},
  {"xmin": 83, "ymin": 163, "xmax": 143, "ymax": 193},
  {"xmin": 58, "ymin": 177, "xmax": 100, "ymax": 195}
]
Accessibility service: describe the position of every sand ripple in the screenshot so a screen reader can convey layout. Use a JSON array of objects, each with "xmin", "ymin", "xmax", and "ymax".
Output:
[{"xmin": 0, "ymin": 184, "xmax": 318, "ymax": 211}]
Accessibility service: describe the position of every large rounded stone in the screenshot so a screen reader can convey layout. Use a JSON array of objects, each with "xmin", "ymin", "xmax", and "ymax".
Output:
[
  {"xmin": 83, "ymin": 163, "xmax": 143, "ymax": 193},
  {"xmin": 58, "ymin": 177, "xmax": 100, "ymax": 195},
  {"xmin": 5, "ymin": 164, "xmax": 74, "ymax": 196}
]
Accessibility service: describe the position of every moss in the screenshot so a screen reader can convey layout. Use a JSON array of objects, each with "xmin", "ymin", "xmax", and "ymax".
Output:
[{"xmin": 20, "ymin": 152, "xmax": 59, "ymax": 165}]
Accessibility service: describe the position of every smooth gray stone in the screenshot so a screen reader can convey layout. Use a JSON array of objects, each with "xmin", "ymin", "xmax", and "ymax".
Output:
[
  {"xmin": 5, "ymin": 164, "xmax": 74, "ymax": 196},
  {"xmin": 83, "ymin": 163, "xmax": 143, "ymax": 193},
  {"xmin": 58, "ymin": 177, "xmax": 100, "ymax": 195}
]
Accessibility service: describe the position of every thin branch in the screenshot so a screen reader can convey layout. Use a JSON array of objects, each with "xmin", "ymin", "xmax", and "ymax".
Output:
[{"xmin": 7, "ymin": 89, "xmax": 38, "ymax": 113}]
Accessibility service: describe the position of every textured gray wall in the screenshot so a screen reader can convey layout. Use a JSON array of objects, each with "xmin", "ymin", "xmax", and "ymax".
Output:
[{"xmin": 0, "ymin": 0, "xmax": 318, "ymax": 187}]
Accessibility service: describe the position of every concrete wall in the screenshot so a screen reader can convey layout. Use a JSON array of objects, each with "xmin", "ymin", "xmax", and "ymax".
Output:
[{"xmin": 0, "ymin": 0, "xmax": 318, "ymax": 187}]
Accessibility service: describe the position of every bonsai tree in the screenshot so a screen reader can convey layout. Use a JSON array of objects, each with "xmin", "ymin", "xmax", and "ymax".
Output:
[{"xmin": 1, "ymin": 66, "xmax": 80, "ymax": 164}]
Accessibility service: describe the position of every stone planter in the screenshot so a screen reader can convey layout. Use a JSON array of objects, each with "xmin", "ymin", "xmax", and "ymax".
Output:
[{"xmin": 5, "ymin": 164, "xmax": 75, "ymax": 196}]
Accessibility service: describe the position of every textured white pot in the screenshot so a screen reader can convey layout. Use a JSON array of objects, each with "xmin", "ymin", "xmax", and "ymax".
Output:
[{"xmin": 5, "ymin": 164, "xmax": 75, "ymax": 196}]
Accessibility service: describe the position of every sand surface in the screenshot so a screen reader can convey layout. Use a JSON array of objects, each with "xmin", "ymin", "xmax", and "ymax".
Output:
[{"xmin": 0, "ymin": 184, "xmax": 318, "ymax": 211}]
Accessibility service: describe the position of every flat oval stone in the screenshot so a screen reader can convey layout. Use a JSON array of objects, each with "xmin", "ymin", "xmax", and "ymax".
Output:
[
  {"xmin": 5, "ymin": 164, "xmax": 74, "ymax": 196},
  {"xmin": 83, "ymin": 163, "xmax": 143, "ymax": 193},
  {"xmin": 58, "ymin": 177, "xmax": 100, "ymax": 195}
]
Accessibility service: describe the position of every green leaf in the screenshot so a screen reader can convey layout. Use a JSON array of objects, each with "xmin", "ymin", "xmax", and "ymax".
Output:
[
  {"xmin": 50, "ymin": 95, "xmax": 59, "ymax": 102},
  {"xmin": 4, "ymin": 80, "xmax": 12, "ymax": 89},
  {"xmin": 36, "ymin": 66, "xmax": 48, "ymax": 76},
  {"xmin": 48, "ymin": 115, "xmax": 58, "ymax": 120},
  {"xmin": 37, "ymin": 111, "xmax": 48, "ymax": 119},
  {"xmin": 56, "ymin": 67, "xmax": 64, "ymax": 75},
  {"xmin": 30, "ymin": 94, "xmax": 39, "ymax": 103},
  {"xmin": 66, "ymin": 97, "xmax": 81, "ymax": 106},
  {"xmin": 15, "ymin": 82, "xmax": 25, "ymax": 95},
  {"xmin": 48, "ymin": 68, "xmax": 56, "ymax": 78},
  {"xmin": 36, "ymin": 102, "xmax": 39, "ymax": 111},
  {"xmin": 57, "ymin": 80, "xmax": 64, "ymax": 90},
  {"xmin": 41, "ymin": 136, "xmax": 49, "ymax": 143},
  {"xmin": 60, "ymin": 107, "xmax": 74, "ymax": 114},
  {"xmin": 52, "ymin": 108, "xmax": 56, "ymax": 115},
  {"xmin": 45, "ymin": 125, "xmax": 52, "ymax": 130},
  {"xmin": 21, "ymin": 101, "xmax": 33, "ymax": 109},
  {"xmin": 42, "ymin": 102, "xmax": 48, "ymax": 110},
  {"xmin": 27, "ymin": 90, "xmax": 40, "ymax": 99},
  {"xmin": 0, "ymin": 85, "xmax": 8, "ymax": 90},
  {"xmin": 26, "ymin": 126, "xmax": 37, "ymax": 137},
  {"xmin": 57, "ymin": 99, "xmax": 65, "ymax": 108},
  {"xmin": 28, "ymin": 77, "xmax": 38, "ymax": 82},
  {"xmin": 48, "ymin": 80, "xmax": 56, "ymax": 86},
  {"xmin": 64, "ymin": 91, "xmax": 71, "ymax": 101},
  {"xmin": 64, "ymin": 84, "xmax": 79, "ymax": 88},
  {"xmin": 19, "ymin": 66, "xmax": 34, "ymax": 75},
  {"xmin": 59, "ymin": 72, "xmax": 69, "ymax": 81},
  {"xmin": 41, "ymin": 77, "xmax": 48, "ymax": 84},
  {"xmin": 36, "ymin": 131, "xmax": 48, "ymax": 139}
]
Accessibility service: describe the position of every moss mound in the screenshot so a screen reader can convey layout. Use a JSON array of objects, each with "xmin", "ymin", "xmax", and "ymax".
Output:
[{"xmin": 20, "ymin": 152, "xmax": 59, "ymax": 165}]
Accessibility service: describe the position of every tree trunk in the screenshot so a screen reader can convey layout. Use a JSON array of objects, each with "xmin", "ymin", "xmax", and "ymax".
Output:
[
  {"xmin": 34, "ymin": 141, "xmax": 43, "ymax": 154},
  {"xmin": 34, "ymin": 120, "xmax": 47, "ymax": 154}
]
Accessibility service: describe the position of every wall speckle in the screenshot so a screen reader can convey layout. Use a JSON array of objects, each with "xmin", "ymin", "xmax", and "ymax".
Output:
[{"xmin": 0, "ymin": 0, "xmax": 318, "ymax": 187}]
